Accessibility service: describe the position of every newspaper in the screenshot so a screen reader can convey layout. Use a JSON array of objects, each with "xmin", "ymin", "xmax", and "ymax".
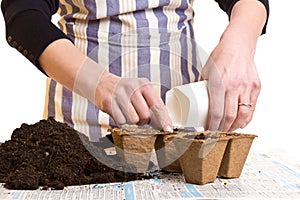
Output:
[{"xmin": 1, "ymin": 152, "xmax": 300, "ymax": 200}]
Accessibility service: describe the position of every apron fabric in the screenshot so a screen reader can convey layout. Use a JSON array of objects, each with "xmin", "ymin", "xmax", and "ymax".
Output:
[{"xmin": 43, "ymin": 0, "xmax": 202, "ymax": 142}]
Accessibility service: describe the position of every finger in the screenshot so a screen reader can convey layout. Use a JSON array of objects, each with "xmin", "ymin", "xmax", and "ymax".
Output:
[
  {"xmin": 229, "ymin": 95, "xmax": 252, "ymax": 131},
  {"xmin": 124, "ymin": 103, "xmax": 140, "ymax": 125},
  {"xmin": 206, "ymin": 80, "xmax": 225, "ymax": 131},
  {"xmin": 141, "ymin": 82, "xmax": 173, "ymax": 131},
  {"xmin": 131, "ymin": 92, "xmax": 151, "ymax": 126},
  {"xmin": 111, "ymin": 100, "xmax": 126, "ymax": 126},
  {"xmin": 221, "ymin": 92, "xmax": 239, "ymax": 131},
  {"xmin": 200, "ymin": 57, "xmax": 213, "ymax": 81},
  {"xmin": 202, "ymin": 58, "xmax": 226, "ymax": 131},
  {"xmin": 239, "ymin": 84, "xmax": 260, "ymax": 129},
  {"xmin": 200, "ymin": 67, "xmax": 207, "ymax": 81},
  {"xmin": 230, "ymin": 78, "xmax": 260, "ymax": 131},
  {"xmin": 149, "ymin": 104, "xmax": 173, "ymax": 132},
  {"xmin": 115, "ymin": 90, "xmax": 139, "ymax": 125}
]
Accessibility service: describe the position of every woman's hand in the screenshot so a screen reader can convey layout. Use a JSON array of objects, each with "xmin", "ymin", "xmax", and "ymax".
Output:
[
  {"xmin": 40, "ymin": 39, "xmax": 173, "ymax": 132},
  {"xmin": 95, "ymin": 71, "xmax": 173, "ymax": 132},
  {"xmin": 201, "ymin": 31, "xmax": 261, "ymax": 131},
  {"xmin": 201, "ymin": 0, "xmax": 267, "ymax": 131}
]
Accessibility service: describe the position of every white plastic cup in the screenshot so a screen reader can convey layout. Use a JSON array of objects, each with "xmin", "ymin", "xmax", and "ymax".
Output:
[{"xmin": 166, "ymin": 80, "xmax": 209, "ymax": 128}]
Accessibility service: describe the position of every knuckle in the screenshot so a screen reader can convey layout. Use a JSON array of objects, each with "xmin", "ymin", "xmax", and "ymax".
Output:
[
  {"xmin": 252, "ymin": 79, "xmax": 261, "ymax": 90},
  {"xmin": 131, "ymin": 90, "xmax": 141, "ymax": 100},
  {"xmin": 239, "ymin": 78, "xmax": 261, "ymax": 92},
  {"xmin": 239, "ymin": 109, "xmax": 249, "ymax": 118},
  {"xmin": 229, "ymin": 78, "xmax": 240, "ymax": 88},
  {"xmin": 224, "ymin": 112, "xmax": 236, "ymax": 123},
  {"xmin": 100, "ymin": 97, "xmax": 112, "ymax": 113},
  {"xmin": 238, "ymin": 79, "xmax": 249, "ymax": 88},
  {"xmin": 139, "ymin": 77, "xmax": 150, "ymax": 84},
  {"xmin": 225, "ymin": 117, "xmax": 235, "ymax": 124},
  {"xmin": 139, "ymin": 78, "xmax": 153, "ymax": 89},
  {"xmin": 211, "ymin": 111, "xmax": 223, "ymax": 121},
  {"xmin": 209, "ymin": 79, "xmax": 223, "ymax": 90},
  {"xmin": 123, "ymin": 83, "xmax": 135, "ymax": 93}
]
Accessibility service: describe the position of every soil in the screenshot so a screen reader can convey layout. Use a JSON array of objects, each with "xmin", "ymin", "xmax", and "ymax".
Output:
[{"xmin": 0, "ymin": 117, "xmax": 151, "ymax": 190}]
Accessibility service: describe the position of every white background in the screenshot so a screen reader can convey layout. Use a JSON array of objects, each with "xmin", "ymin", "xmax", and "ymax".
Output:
[{"xmin": 0, "ymin": 1, "xmax": 300, "ymax": 162}]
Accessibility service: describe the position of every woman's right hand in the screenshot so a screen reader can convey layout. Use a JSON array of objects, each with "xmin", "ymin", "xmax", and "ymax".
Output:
[
  {"xmin": 40, "ymin": 39, "xmax": 172, "ymax": 131},
  {"xmin": 95, "ymin": 71, "xmax": 173, "ymax": 132}
]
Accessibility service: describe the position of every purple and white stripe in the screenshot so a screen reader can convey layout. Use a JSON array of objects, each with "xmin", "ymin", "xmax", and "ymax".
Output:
[{"xmin": 44, "ymin": 0, "xmax": 201, "ymax": 141}]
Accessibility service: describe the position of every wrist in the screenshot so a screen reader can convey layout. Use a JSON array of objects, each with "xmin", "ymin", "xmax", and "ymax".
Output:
[
  {"xmin": 220, "ymin": 25, "xmax": 257, "ymax": 56},
  {"xmin": 220, "ymin": 0, "xmax": 267, "ymax": 55},
  {"xmin": 94, "ymin": 71, "xmax": 120, "ymax": 110},
  {"xmin": 73, "ymin": 58, "xmax": 107, "ymax": 103}
]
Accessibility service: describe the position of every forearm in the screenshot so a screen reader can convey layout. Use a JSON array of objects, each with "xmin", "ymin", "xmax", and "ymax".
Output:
[
  {"xmin": 39, "ymin": 39, "xmax": 86, "ymax": 91},
  {"xmin": 39, "ymin": 38, "xmax": 173, "ymax": 131},
  {"xmin": 221, "ymin": 0, "xmax": 267, "ymax": 54},
  {"xmin": 39, "ymin": 39, "xmax": 118, "ymax": 105}
]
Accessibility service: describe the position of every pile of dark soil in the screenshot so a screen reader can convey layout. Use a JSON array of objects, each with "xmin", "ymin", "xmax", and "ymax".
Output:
[{"xmin": 0, "ymin": 117, "xmax": 149, "ymax": 190}]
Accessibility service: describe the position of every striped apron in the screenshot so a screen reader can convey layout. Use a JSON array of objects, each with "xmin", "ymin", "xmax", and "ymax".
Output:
[{"xmin": 43, "ymin": 0, "xmax": 202, "ymax": 142}]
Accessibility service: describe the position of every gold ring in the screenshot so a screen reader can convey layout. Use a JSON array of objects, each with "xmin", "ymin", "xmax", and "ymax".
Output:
[{"xmin": 238, "ymin": 103, "xmax": 253, "ymax": 108}]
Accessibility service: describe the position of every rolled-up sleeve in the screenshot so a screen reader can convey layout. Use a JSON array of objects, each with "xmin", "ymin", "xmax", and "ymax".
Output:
[
  {"xmin": 1, "ymin": 0, "xmax": 72, "ymax": 73},
  {"xmin": 215, "ymin": 0, "xmax": 269, "ymax": 34}
]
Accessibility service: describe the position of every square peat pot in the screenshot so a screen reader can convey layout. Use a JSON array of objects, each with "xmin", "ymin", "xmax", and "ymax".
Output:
[
  {"xmin": 174, "ymin": 132, "xmax": 229, "ymax": 185},
  {"xmin": 218, "ymin": 133, "xmax": 257, "ymax": 178},
  {"xmin": 108, "ymin": 127, "xmax": 158, "ymax": 173},
  {"xmin": 154, "ymin": 133, "xmax": 182, "ymax": 173}
]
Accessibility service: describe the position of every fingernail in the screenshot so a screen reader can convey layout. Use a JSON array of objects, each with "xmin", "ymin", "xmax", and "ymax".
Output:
[{"xmin": 165, "ymin": 125, "xmax": 173, "ymax": 133}]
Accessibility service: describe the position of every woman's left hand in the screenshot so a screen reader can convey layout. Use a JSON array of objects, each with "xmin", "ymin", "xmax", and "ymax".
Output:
[
  {"xmin": 200, "ymin": 0, "xmax": 267, "ymax": 132},
  {"xmin": 201, "ymin": 28, "xmax": 261, "ymax": 132}
]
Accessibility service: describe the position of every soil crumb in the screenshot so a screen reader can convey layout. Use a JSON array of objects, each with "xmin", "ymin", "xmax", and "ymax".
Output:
[{"xmin": 0, "ymin": 117, "xmax": 149, "ymax": 190}]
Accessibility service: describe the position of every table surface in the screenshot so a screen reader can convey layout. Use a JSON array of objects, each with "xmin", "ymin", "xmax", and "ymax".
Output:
[{"xmin": 1, "ymin": 152, "xmax": 300, "ymax": 200}]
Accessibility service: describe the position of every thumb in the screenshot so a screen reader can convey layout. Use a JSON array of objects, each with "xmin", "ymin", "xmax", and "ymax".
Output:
[{"xmin": 200, "ymin": 58, "xmax": 213, "ymax": 81}]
